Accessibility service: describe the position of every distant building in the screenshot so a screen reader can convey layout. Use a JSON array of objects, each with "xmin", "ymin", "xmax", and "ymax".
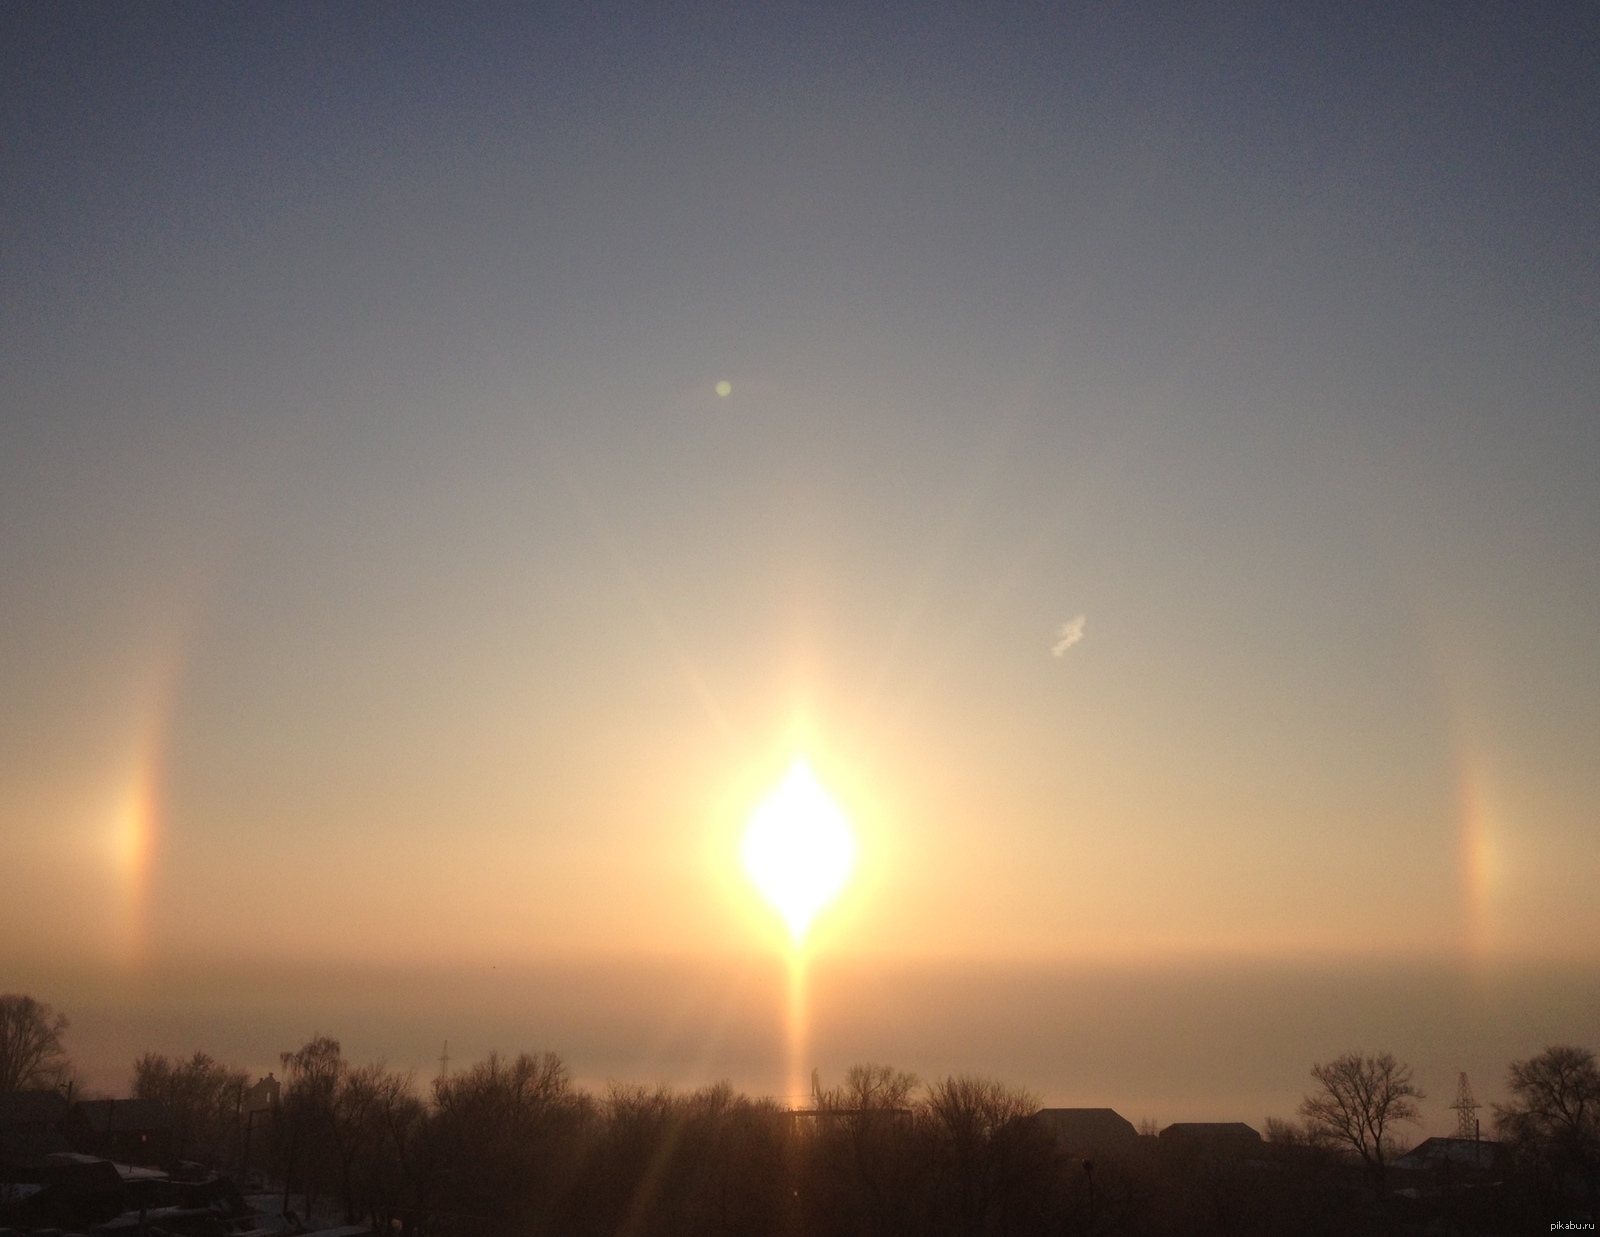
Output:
[
  {"xmin": 1034, "ymin": 1108, "xmax": 1140, "ymax": 1150},
  {"xmin": 1393, "ymin": 1136, "xmax": 1500, "ymax": 1173},
  {"xmin": 1158, "ymin": 1122, "xmax": 1264, "ymax": 1157},
  {"xmin": 64, "ymin": 1099, "xmax": 173, "ymax": 1168},
  {"xmin": 0, "ymin": 1090, "xmax": 72, "ymax": 1165},
  {"xmin": 3, "ymin": 1151, "xmax": 126, "ymax": 1230},
  {"xmin": 244, "ymin": 1073, "xmax": 280, "ymax": 1112}
]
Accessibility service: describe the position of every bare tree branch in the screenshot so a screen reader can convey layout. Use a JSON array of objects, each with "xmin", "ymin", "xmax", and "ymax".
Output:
[
  {"xmin": 0, "ymin": 994, "xmax": 70, "ymax": 1094},
  {"xmin": 1299, "ymin": 1050, "xmax": 1423, "ymax": 1189}
]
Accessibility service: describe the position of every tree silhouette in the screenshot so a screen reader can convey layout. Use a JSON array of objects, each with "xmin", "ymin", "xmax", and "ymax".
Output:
[
  {"xmin": 1494, "ymin": 1044, "xmax": 1600, "ymax": 1211},
  {"xmin": 426, "ymin": 1050, "xmax": 592, "ymax": 1235},
  {"xmin": 1299, "ymin": 1050, "xmax": 1423, "ymax": 1190},
  {"xmin": 278, "ymin": 1035, "xmax": 347, "ymax": 1218},
  {"xmin": 806, "ymin": 1066, "xmax": 922, "ymax": 1237},
  {"xmin": 0, "ymin": 994, "xmax": 70, "ymax": 1094},
  {"xmin": 922, "ymin": 1074, "xmax": 1045, "ymax": 1237},
  {"xmin": 133, "ymin": 1050, "xmax": 250, "ymax": 1167}
]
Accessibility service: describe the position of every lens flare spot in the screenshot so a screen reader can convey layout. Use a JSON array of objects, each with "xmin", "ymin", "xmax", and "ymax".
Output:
[
  {"xmin": 715, "ymin": 380, "xmax": 732, "ymax": 397},
  {"xmin": 742, "ymin": 759, "xmax": 855, "ymax": 944}
]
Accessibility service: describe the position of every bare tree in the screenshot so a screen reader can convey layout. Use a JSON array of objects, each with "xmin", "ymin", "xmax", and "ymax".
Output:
[
  {"xmin": 807, "ymin": 1065, "xmax": 922, "ymax": 1236},
  {"xmin": 0, "ymin": 994, "xmax": 70, "ymax": 1094},
  {"xmin": 426, "ymin": 1050, "xmax": 593, "ymax": 1233},
  {"xmin": 133, "ymin": 1050, "xmax": 250, "ymax": 1167},
  {"xmin": 922, "ymin": 1074, "xmax": 1046, "ymax": 1237},
  {"xmin": 1263, "ymin": 1116, "xmax": 1327, "ymax": 1147},
  {"xmin": 363, "ymin": 1069, "xmax": 425, "ymax": 1235},
  {"xmin": 327, "ymin": 1061, "xmax": 408, "ymax": 1224},
  {"xmin": 1299, "ymin": 1051, "xmax": 1423, "ymax": 1188},
  {"xmin": 278, "ymin": 1035, "xmax": 348, "ymax": 1217},
  {"xmin": 1494, "ymin": 1044, "xmax": 1600, "ymax": 1207},
  {"xmin": 823, "ymin": 1063, "xmax": 920, "ymax": 1114}
]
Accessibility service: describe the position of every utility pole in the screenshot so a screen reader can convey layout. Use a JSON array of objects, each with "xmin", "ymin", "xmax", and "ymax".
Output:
[{"xmin": 438, "ymin": 1041, "xmax": 450, "ymax": 1082}]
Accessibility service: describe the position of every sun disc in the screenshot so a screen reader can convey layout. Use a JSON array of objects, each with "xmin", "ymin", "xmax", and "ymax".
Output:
[{"xmin": 742, "ymin": 759, "xmax": 855, "ymax": 943}]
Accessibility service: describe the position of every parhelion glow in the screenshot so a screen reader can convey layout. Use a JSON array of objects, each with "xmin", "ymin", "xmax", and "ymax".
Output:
[{"xmin": 742, "ymin": 759, "xmax": 855, "ymax": 943}]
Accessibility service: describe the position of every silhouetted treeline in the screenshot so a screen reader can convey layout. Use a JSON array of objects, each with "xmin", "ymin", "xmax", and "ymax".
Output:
[
  {"xmin": 262, "ymin": 1046, "xmax": 1074, "ymax": 1237},
  {"xmin": 242, "ymin": 1039, "xmax": 1596, "ymax": 1235},
  {"xmin": 132, "ymin": 1050, "xmax": 250, "ymax": 1168},
  {"xmin": 9, "ymin": 989, "xmax": 1600, "ymax": 1234}
]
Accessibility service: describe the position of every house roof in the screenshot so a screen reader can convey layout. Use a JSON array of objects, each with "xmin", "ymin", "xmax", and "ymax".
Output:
[
  {"xmin": 0, "ymin": 1089, "xmax": 69, "ymax": 1127},
  {"xmin": 1159, "ymin": 1122, "xmax": 1263, "ymax": 1144},
  {"xmin": 39, "ymin": 1151, "xmax": 125, "ymax": 1189},
  {"xmin": 1034, "ymin": 1108, "xmax": 1139, "ymax": 1146},
  {"xmin": 70, "ymin": 1099, "xmax": 173, "ymax": 1134},
  {"xmin": 1394, "ymin": 1136, "xmax": 1499, "ymax": 1170}
]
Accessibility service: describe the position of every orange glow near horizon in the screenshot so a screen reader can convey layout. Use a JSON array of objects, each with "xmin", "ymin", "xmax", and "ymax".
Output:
[
  {"xmin": 109, "ymin": 763, "xmax": 158, "ymax": 962},
  {"xmin": 1456, "ymin": 757, "xmax": 1498, "ymax": 963},
  {"xmin": 102, "ymin": 648, "xmax": 183, "ymax": 966},
  {"xmin": 786, "ymin": 952, "xmax": 808, "ymax": 1108}
]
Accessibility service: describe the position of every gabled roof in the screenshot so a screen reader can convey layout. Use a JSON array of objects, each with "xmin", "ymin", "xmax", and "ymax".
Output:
[
  {"xmin": 39, "ymin": 1151, "xmax": 125, "ymax": 1189},
  {"xmin": 0, "ymin": 1089, "xmax": 70, "ymax": 1127},
  {"xmin": 69, "ymin": 1099, "xmax": 173, "ymax": 1134},
  {"xmin": 1035, "ymin": 1108, "xmax": 1139, "ymax": 1146},
  {"xmin": 1394, "ymin": 1136, "xmax": 1499, "ymax": 1170},
  {"xmin": 1159, "ymin": 1122, "xmax": 1262, "ymax": 1146}
]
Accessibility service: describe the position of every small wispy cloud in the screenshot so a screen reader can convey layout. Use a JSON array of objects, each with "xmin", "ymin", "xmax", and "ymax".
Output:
[{"xmin": 1051, "ymin": 614, "xmax": 1086, "ymax": 657}]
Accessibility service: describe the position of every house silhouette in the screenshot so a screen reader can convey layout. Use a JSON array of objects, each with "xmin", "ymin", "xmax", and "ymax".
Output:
[{"xmin": 1034, "ymin": 1108, "xmax": 1140, "ymax": 1150}]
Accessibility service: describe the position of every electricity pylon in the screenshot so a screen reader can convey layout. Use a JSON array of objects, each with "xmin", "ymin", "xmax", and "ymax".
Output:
[{"xmin": 1450, "ymin": 1072, "xmax": 1480, "ymax": 1140}]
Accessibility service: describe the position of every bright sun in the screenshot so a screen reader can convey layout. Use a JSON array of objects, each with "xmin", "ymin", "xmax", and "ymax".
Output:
[{"xmin": 742, "ymin": 758, "xmax": 856, "ymax": 945}]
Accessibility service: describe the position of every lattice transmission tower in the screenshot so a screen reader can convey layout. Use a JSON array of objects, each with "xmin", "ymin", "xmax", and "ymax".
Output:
[{"xmin": 1450, "ymin": 1072, "xmax": 1480, "ymax": 1140}]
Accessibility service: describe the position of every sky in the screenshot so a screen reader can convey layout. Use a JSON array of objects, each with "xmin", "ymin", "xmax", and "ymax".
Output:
[{"xmin": 2, "ymin": 2, "xmax": 1598, "ymax": 1123}]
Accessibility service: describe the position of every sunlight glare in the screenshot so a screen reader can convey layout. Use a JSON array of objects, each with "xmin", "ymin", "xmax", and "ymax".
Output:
[{"xmin": 742, "ymin": 758, "xmax": 855, "ymax": 945}]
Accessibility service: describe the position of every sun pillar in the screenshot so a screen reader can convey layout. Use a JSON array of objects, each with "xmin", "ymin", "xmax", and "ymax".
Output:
[
  {"xmin": 741, "ymin": 757, "xmax": 855, "ymax": 1109},
  {"xmin": 787, "ymin": 946, "xmax": 808, "ymax": 1108}
]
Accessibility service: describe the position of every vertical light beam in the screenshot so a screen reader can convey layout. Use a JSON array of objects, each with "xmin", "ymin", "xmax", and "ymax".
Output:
[
  {"xmin": 787, "ymin": 949, "xmax": 808, "ymax": 1109},
  {"xmin": 742, "ymin": 757, "xmax": 856, "ymax": 1107}
]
